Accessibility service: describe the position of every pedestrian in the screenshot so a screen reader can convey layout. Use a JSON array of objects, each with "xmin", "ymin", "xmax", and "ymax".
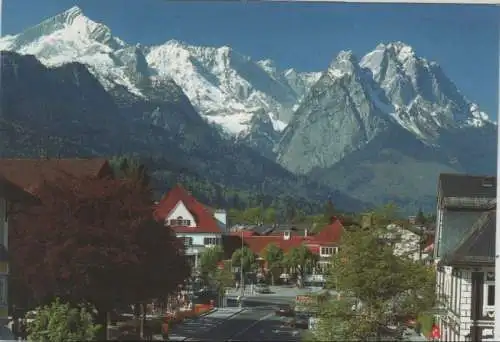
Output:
[
  {"xmin": 19, "ymin": 318, "xmax": 27, "ymax": 341},
  {"xmin": 12, "ymin": 317, "xmax": 19, "ymax": 340},
  {"xmin": 415, "ymin": 321, "xmax": 422, "ymax": 334}
]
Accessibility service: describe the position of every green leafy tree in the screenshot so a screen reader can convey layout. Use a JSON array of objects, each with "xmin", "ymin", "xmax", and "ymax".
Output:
[
  {"xmin": 241, "ymin": 207, "xmax": 263, "ymax": 224},
  {"xmin": 213, "ymin": 260, "xmax": 235, "ymax": 298},
  {"xmin": 262, "ymin": 243, "xmax": 284, "ymax": 285},
  {"xmin": 284, "ymin": 245, "xmax": 318, "ymax": 287},
  {"xmin": 311, "ymin": 205, "xmax": 436, "ymax": 341},
  {"xmin": 198, "ymin": 245, "xmax": 225, "ymax": 283},
  {"xmin": 109, "ymin": 155, "xmax": 150, "ymax": 188},
  {"xmin": 27, "ymin": 298, "xmax": 101, "ymax": 342},
  {"xmin": 231, "ymin": 246, "xmax": 256, "ymax": 274},
  {"xmin": 263, "ymin": 207, "xmax": 277, "ymax": 224}
]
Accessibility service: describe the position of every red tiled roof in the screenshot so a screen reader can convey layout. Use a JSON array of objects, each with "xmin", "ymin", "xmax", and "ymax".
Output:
[
  {"xmin": 241, "ymin": 219, "xmax": 344, "ymax": 256},
  {"xmin": 154, "ymin": 184, "xmax": 222, "ymax": 234},
  {"xmin": 0, "ymin": 176, "xmax": 39, "ymax": 203},
  {"xmin": 310, "ymin": 219, "xmax": 343, "ymax": 245},
  {"xmin": 0, "ymin": 158, "xmax": 111, "ymax": 193}
]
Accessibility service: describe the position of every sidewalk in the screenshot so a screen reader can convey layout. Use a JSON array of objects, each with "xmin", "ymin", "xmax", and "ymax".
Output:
[{"xmin": 163, "ymin": 307, "xmax": 245, "ymax": 341}]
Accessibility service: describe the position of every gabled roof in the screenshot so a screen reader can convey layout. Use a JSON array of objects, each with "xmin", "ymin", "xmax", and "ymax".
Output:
[
  {"xmin": 440, "ymin": 210, "xmax": 495, "ymax": 266},
  {"xmin": 310, "ymin": 220, "xmax": 343, "ymax": 245},
  {"xmin": 438, "ymin": 173, "xmax": 496, "ymax": 199},
  {"xmin": 154, "ymin": 184, "xmax": 222, "ymax": 234},
  {"xmin": 243, "ymin": 235, "xmax": 312, "ymax": 256},
  {"xmin": 0, "ymin": 176, "xmax": 39, "ymax": 204},
  {"xmin": 0, "ymin": 158, "xmax": 111, "ymax": 193},
  {"xmin": 240, "ymin": 218, "xmax": 344, "ymax": 256}
]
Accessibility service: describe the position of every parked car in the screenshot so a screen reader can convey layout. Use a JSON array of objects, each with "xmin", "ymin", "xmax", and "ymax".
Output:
[
  {"xmin": 275, "ymin": 304, "xmax": 294, "ymax": 317},
  {"xmin": 255, "ymin": 283, "xmax": 271, "ymax": 294}
]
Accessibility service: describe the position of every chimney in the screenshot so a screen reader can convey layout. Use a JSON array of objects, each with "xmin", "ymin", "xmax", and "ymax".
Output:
[
  {"xmin": 304, "ymin": 229, "xmax": 308, "ymax": 237},
  {"xmin": 214, "ymin": 209, "xmax": 227, "ymax": 233}
]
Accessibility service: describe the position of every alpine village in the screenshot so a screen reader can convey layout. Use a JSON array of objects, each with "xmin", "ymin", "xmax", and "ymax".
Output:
[
  {"xmin": 0, "ymin": 156, "xmax": 495, "ymax": 341},
  {"xmin": 0, "ymin": 3, "xmax": 498, "ymax": 342}
]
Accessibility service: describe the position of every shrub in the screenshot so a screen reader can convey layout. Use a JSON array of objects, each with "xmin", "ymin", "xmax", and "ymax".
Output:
[{"xmin": 27, "ymin": 298, "xmax": 101, "ymax": 342}]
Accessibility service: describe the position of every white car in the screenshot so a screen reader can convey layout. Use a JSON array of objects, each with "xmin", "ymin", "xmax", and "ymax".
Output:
[{"xmin": 254, "ymin": 284, "xmax": 271, "ymax": 293}]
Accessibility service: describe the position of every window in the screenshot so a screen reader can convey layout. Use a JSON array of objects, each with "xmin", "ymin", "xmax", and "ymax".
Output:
[
  {"xmin": 321, "ymin": 247, "xmax": 336, "ymax": 256},
  {"xmin": 204, "ymin": 237, "xmax": 219, "ymax": 246},
  {"xmin": 182, "ymin": 237, "xmax": 193, "ymax": 247},
  {"xmin": 169, "ymin": 217, "xmax": 191, "ymax": 227},
  {"xmin": 0, "ymin": 277, "xmax": 6, "ymax": 305},
  {"xmin": 487, "ymin": 285, "xmax": 495, "ymax": 306}
]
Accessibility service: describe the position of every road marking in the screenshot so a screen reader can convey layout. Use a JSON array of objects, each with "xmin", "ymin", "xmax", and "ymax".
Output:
[{"xmin": 226, "ymin": 312, "xmax": 274, "ymax": 341}]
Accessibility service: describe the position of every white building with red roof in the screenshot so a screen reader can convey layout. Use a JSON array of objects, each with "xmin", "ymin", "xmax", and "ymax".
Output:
[
  {"xmin": 233, "ymin": 218, "xmax": 344, "ymax": 273},
  {"xmin": 154, "ymin": 184, "xmax": 227, "ymax": 270}
]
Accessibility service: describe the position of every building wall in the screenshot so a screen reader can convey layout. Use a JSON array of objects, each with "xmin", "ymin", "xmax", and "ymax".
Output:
[
  {"xmin": 177, "ymin": 233, "xmax": 222, "ymax": 248},
  {"xmin": 436, "ymin": 267, "xmax": 495, "ymax": 342},
  {"xmin": 0, "ymin": 198, "xmax": 8, "ymax": 321},
  {"xmin": 165, "ymin": 201, "xmax": 196, "ymax": 227}
]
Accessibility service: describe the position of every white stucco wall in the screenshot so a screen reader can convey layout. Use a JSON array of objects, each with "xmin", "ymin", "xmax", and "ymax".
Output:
[
  {"xmin": 177, "ymin": 233, "xmax": 221, "ymax": 247},
  {"xmin": 437, "ymin": 267, "xmax": 495, "ymax": 342},
  {"xmin": 166, "ymin": 200, "xmax": 196, "ymax": 227}
]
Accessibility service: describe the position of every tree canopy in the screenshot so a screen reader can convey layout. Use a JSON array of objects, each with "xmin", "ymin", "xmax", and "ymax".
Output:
[
  {"xmin": 27, "ymin": 298, "xmax": 101, "ymax": 342},
  {"xmin": 262, "ymin": 243, "xmax": 284, "ymax": 285},
  {"xmin": 231, "ymin": 246, "xmax": 256, "ymax": 274},
  {"xmin": 284, "ymin": 244, "xmax": 318, "ymax": 285},
  {"xmin": 310, "ymin": 206, "xmax": 436, "ymax": 341},
  {"xmin": 198, "ymin": 245, "xmax": 225, "ymax": 280},
  {"xmin": 10, "ymin": 175, "xmax": 190, "ymax": 327}
]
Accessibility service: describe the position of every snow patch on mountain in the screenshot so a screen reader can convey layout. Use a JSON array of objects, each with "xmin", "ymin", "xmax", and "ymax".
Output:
[
  {"xmin": 0, "ymin": 6, "xmax": 317, "ymax": 137},
  {"xmin": 359, "ymin": 41, "xmax": 494, "ymax": 142},
  {"xmin": 0, "ymin": 7, "xmax": 493, "ymax": 149}
]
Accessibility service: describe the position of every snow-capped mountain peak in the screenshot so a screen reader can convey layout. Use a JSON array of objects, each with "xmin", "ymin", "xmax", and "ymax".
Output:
[
  {"xmin": 328, "ymin": 50, "xmax": 359, "ymax": 79},
  {"xmin": 359, "ymin": 41, "xmax": 493, "ymax": 139},
  {"xmin": 0, "ymin": 6, "xmax": 126, "ymax": 52},
  {"xmin": 0, "ymin": 6, "xmax": 321, "ymax": 138},
  {"xmin": 0, "ymin": 7, "xmax": 493, "ymax": 156}
]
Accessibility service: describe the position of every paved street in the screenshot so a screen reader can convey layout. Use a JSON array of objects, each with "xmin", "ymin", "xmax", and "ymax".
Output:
[
  {"xmin": 167, "ymin": 308, "xmax": 244, "ymax": 341},
  {"xmin": 227, "ymin": 308, "xmax": 302, "ymax": 342},
  {"xmin": 179, "ymin": 306, "xmax": 302, "ymax": 342},
  {"xmin": 166, "ymin": 293, "xmax": 306, "ymax": 342}
]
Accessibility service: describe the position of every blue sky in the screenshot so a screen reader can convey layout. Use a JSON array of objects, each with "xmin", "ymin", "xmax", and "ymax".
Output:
[{"xmin": 2, "ymin": 0, "xmax": 499, "ymax": 119}]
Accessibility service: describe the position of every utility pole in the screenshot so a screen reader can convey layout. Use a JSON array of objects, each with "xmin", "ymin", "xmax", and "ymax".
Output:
[{"xmin": 239, "ymin": 229, "xmax": 244, "ymax": 307}]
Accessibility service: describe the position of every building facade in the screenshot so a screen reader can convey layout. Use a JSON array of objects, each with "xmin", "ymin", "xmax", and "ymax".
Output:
[
  {"xmin": 434, "ymin": 173, "xmax": 496, "ymax": 342},
  {"xmin": 154, "ymin": 184, "xmax": 227, "ymax": 271},
  {"xmin": 0, "ymin": 177, "xmax": 37, "ymax": 324}
]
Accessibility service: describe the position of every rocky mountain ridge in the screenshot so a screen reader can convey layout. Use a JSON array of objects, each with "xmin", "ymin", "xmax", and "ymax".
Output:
[{"xmin": 0, "ymin": 6, "xmax": 496, "ymax": 213}]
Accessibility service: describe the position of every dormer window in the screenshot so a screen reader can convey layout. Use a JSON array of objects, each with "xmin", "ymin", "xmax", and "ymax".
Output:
[
  {"xmin": 283, "ymin": 231, "xmax": 291, "ymax": 240},
  {"xmin": 169, "ymin": 216, "xmax": 191, "ymax": 227}
]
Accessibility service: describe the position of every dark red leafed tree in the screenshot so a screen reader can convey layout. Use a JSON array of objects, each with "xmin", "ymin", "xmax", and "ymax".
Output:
[{"xmin": 10, "ymin": 175, "xmax": 190, "ymax": 332}]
